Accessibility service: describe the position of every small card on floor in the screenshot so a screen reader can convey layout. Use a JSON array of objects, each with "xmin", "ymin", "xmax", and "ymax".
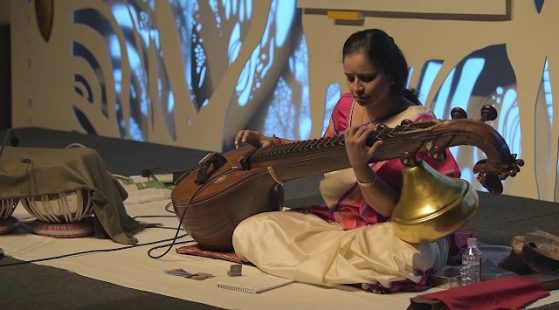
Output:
[
  {"xmin": 166, "ymin": 268, "xmax": 192, "ymax": 277},
  {"xmin": 165, "ymin": 269, "xmax": 215, "ymax": 280}
]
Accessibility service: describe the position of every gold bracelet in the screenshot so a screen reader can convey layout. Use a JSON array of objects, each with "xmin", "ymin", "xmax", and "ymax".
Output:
[{"xmin": 357, "ymin": 177, "xmax": 377, "ymax": 188}]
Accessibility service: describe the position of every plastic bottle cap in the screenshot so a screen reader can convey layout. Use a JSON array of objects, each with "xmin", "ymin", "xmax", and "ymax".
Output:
[{"xmin": 467, "ymin": 237, "xmax": 477, "ymax": 247}]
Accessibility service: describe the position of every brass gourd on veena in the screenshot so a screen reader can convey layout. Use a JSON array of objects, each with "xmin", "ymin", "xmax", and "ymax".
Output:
[{"xmin": 391, "ymin": 154, "xmax": 479, "ymax": 244}]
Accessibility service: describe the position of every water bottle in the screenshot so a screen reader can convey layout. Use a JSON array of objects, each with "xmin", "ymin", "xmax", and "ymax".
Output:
[{"xmin": 461, "ymin": 237, "xmax": 482, "ymax": 285}]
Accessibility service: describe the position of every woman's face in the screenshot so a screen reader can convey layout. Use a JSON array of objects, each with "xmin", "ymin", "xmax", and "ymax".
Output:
[{"xmin": 343, "ymin": 52, "xmax": 394, "ymax": 108}]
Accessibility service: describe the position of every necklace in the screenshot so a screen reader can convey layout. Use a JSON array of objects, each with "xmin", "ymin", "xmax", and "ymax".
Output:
[
  {"xmin": 371, "ymin": 99, "xmax": 409, "ymax": 125},
  {"xmin": 351, "ymin": 98, "xmax": 409, "ymax": 127},
  {"xmin": 371, "ymin": 110, "xmax": 397, "ymax": 125}
]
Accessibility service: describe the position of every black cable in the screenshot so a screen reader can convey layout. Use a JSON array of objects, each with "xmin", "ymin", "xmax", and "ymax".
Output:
[
  {"xmin": 153, "ymin": 226, "xmax": 185, "ymax": 230},
  {"xmin": 133, "ymin": 215, "xmax": 177, "ymax": 219},
  {"xmin": 0, "ymin": 168, "xmax": 229, "ymax": 263},
  {"xmin": 147, "ymin": 168, "xmax": 231, "ymax": 260},
  {"xmin": 165, "ymin": 201, "xmax": 175, "ymax": 213},
  {"xmin": 146, "ymin": 184, "xmax": 205, "ymax": 259},
  {"xmin": 142, "ymin": 167, "xmax": 172, "ymax": 182},
  {"xmin": 0, "ymin": 226, "xmax": 194, "ymax": 268},
  {"xmin": 2, "ymin": 188, "xmax": 195, "ymax": 264},
  {"xmin": 132, "ymin": 201, "xmax": 191, "ymax": 259}
]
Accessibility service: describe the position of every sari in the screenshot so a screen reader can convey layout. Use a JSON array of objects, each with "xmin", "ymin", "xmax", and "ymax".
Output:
[
  {"xmin": 315, "ymin": 93, "xmax": 460, "ymax": 230},
  {"xmin": 233, "ymin": 93, "xmax": 460, "ymax": 290}
]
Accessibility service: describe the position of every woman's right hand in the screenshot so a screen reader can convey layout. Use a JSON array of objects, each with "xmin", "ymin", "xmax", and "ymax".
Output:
[
  {"xmin": 344, "ymin": 125, "xmax": 382, "ymax": 169},
  {"xmin": 234, "ymin": 130, "xmax": 273, "ymax": 148}
]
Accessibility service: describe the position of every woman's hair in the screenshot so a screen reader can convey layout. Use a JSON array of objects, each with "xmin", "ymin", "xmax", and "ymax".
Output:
[{"xmin": 342, "ymin": 29, "xmax": 420, "ymax": 104}]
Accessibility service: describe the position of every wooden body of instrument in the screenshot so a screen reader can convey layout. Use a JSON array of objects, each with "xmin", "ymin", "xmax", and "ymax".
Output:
[{"xmin": 171, "ymin": 107, "xmax": 523, "ymax": 251}]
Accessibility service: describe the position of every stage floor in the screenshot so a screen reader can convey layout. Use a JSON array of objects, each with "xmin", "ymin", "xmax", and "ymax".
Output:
[
  {"xmin": 1, "ymin": 198, "xmax": 448, "ymax": 310},
  {"xmin": 2, "ymin": 127, "xmax": 559, "ymax": 309}
]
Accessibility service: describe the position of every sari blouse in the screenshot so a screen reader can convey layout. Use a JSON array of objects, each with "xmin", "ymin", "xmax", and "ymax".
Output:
[{"xmin": 311, "ymin": 93, "xmax": 461, "ymax": 230}]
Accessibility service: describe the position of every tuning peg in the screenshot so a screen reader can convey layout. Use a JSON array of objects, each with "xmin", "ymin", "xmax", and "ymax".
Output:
[
  {"xmin": 428, "ymin": 146, "xmax": 446, "ymax": 162},
  {"xmin": 400, "ymin": 152, "xmax": 419, "ymax": 167},
  {"xmin": 476, "ymin": 172, "xmax": 486, "ymax": 187},
  {"xmin": 510, "ymin": 154, "xmax": 524, "ymax": 167},
  {"xmin": 451, "ymin": 107, "xmax": 467, "ymax": 119},
  {"xmin": 480, "ymin": 105, "xmax": 498, "ymax": 122},
  {"xmin": 400, "ymin": 119, "xmax": 413, "ymax": 127},
  {"xmin": 376, "ymin": 123, "xmax": 388, "ymax": 131}
]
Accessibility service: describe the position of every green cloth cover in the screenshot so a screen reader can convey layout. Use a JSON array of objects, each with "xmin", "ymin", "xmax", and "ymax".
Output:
[{"xmin": 0, "ymin": 146, "xmax": 150, "ymax": 244}]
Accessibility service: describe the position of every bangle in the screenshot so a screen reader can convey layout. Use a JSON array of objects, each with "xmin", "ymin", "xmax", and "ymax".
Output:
[{"xmin": 357, "ymin": 175, "xmax": 377, "ymax": 188}]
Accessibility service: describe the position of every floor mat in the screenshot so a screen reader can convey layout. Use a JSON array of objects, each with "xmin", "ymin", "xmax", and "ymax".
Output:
[{"xmin": 2, "ymin": 199, "xmax": 558, "ymax": 310}]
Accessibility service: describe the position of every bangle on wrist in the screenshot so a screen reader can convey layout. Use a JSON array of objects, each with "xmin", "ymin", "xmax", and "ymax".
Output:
[{"xmin": 357, "ymin": 175, "xmax": 377, "ymax": 188}]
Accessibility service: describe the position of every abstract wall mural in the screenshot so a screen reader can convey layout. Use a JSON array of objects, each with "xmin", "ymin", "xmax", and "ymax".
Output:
[
  {"xmin": 11, "ymin": 0, "xmax": 559, "ymax": 202},
  {"xmin": 13, "ymin": 0, "xmax": 297, "ymax": 151}
]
